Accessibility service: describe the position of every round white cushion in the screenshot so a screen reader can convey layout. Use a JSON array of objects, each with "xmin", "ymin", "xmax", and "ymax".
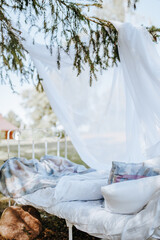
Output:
[{"xmin": 101, "ymin": 175, "xmax": 160, "ymax": 214}]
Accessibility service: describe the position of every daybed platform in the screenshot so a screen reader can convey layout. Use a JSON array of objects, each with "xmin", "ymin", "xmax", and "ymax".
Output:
[{"xmin": 16, "ymin": 185, "xmax": 160, "ymax": 240}]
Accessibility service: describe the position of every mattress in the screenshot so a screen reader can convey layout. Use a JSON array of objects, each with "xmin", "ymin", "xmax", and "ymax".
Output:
[{"xmin": 16, "ymin": 187, "xmax": 160, "ymax": 240}]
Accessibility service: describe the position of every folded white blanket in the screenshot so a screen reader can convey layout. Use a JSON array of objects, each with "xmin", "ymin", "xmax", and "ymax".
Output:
[{"xmin": 54, "ymin": 171, "xmax": 108, "ymax": 202}]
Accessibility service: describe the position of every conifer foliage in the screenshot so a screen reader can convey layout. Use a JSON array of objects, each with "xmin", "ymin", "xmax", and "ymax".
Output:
[{"xmin": 0, "ymin": 0, "xmax": 159, "ymax": 87}]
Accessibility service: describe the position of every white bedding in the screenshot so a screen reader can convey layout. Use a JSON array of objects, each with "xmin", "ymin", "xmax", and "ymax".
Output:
[
  {"xmin": 16, "ymin": 189, "xmax": 160, "ymax": 240},
  {"xmin": 16, "ymin": 173, "xmax": 160, "ymax": 240},
  {"xmin": 16, "ymin": 170, "xmax": 108, "ymax": 207},
  {"xmin": 102, "ymin": 175, "xmax": 160, "ymax": 215}
]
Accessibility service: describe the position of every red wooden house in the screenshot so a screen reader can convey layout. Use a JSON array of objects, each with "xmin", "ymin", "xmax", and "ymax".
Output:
[{"xmin": 0, "ymin": 114, "xmax": 17, "ymax": 139}]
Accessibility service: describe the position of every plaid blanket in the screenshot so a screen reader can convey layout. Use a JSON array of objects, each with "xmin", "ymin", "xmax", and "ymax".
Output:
[{"xmin": 0, "ymin": 155, "xmax": 86, "ymax": 198}]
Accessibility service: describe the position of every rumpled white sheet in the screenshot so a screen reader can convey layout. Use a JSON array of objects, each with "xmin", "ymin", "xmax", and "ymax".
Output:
[{"xmin": 16, "ymin": 173, "xmax": 160, "ymax": 240}]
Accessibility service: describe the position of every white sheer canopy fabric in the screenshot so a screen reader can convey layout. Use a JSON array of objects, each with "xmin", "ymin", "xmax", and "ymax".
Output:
[{"xmin": 23, "ymin": 22, "xmax": 160, "ymax": 170}]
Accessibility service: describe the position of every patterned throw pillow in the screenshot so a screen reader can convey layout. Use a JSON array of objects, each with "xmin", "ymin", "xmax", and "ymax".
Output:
[{"xmin": 108, "ymin": 161, "xmax": 160, "ymax": 184}]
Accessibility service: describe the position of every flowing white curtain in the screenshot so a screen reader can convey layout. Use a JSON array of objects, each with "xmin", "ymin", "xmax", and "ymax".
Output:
[{"xmin": 22, "ymin": 22, "xmax": 160, "ymax": 170}]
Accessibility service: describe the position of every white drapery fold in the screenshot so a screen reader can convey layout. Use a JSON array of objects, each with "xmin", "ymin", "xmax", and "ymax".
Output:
[{"xmin": 22, "ymin": 22, "xmax": 160, "ymax": 170}]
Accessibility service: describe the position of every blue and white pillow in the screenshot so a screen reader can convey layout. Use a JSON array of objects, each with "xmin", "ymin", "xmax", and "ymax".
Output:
[{"xmin": 108, "ymin": 157, "xmax": 160, "ymax": 184}]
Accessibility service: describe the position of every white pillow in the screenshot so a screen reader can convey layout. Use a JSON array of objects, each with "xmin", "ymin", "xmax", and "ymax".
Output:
[
  {"xmin": 54, "ymin": 171, "xmax": 107, "ymax": 202},
  {"xmin": 101, "ymin": 175, "xmax": 160, "ymax": 214}
]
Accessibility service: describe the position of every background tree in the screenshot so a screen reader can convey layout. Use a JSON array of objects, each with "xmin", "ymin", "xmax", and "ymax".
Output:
[
  {"xmin": 1, "ymin": 0, "xmax": 156, "ymax": 89},
  {"xmin": 22, "ymin": 89, "xmax": 57, "ymax": 129},
  {"xmin": 5, "ymin": 111, "xmax": 22, "ymax": 128},
  {"xmin": 95, "ymin": 0, "xmax": 126, "ymax": 22}
]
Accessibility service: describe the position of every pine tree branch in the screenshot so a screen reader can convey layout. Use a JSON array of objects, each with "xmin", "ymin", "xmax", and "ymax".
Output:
[{"xmin": 0, "ymin": 0, "xmax": 159, "ymax": 89}]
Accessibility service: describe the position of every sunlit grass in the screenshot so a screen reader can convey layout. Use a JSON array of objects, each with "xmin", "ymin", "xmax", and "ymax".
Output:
[{"xmin": 0, "ymin": 140, "xmax": 88, "ymax": 167}]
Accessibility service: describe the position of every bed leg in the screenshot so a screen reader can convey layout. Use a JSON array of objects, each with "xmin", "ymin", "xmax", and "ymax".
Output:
[{"xmin": 66, "ymin": 220, "xmax": 73, "ymax": 240}]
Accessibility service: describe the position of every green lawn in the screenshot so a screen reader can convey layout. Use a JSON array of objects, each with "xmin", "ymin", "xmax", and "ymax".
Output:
[{"xmin": 0, "ymin": 139, "xmax": 88, "ymax": 167}]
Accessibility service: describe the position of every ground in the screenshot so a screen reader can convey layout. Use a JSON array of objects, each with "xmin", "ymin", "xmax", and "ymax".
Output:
[{"xmin": 0, "ymin": 139, "xmax": 98, "ymax": 239}]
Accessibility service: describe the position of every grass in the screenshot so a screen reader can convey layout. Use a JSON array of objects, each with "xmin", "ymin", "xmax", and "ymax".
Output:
[
  {"xmin": 0, "ymin": 139, "xmax": 88, "ymax": 167},
  {"xmin": 0, "ymin": 139, "xmax": 97, "ymax": 239}
]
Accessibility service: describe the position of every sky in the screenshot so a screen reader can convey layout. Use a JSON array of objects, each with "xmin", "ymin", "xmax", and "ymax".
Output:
[{"xmin": 1, "ymin": 0, "xmax": 160, "ymax": 125}]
